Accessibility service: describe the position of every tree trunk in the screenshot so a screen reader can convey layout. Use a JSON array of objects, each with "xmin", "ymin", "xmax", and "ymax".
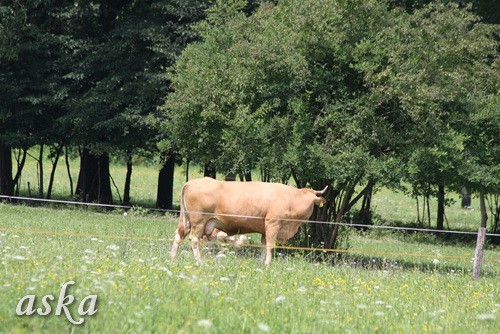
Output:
[
  {"xmin": 426, "ymin": 194, "xmax": 431, "ymax": 228},
  {"xmin": 244, "ymin": 171, "xmax": 252, "ymax": 181},
  {"xmin": 327, "ymin": 183, "xmax": 356, "ymax": 248},
  {"xmin": 76, "ymin": 148, "xmax": 113, "ymax": 204},
  {"xmin": 479, "ymin": 192, "xmax": 488, "ymax": 229},
  {"xmin": 38, "ymin": 144, "xmax": 44, "ymax": 198},
  {"xmin": 96, "ymin": 154, "xmax": 112, "ymax": 204},
  {"xmin": 13, "ymin": 148, "xmax": 27, "ymax": 196},
  {"xmin": 65, "ymin": 146, "xmax": 73, "ymax": 197},
  {"xmin": 46, "ymin": 144, "xmax": 64, "ymax": 199},
  {"xmin": 203, "ymin": 163, "xmax": 216, "ymax": 179},
  {"xmin": 359, "ymin": 181, "xmax": 374, "ymax": 225},
  {"xmin": 0, "ymin": 143, "xmax": 13, "ymax": 196},
  {"xmin": 461, "ymin": 186, "xmax": 471, "ymax": 208},
  {"xmin": 437, "ymin": 184, "xmax": 445, "ymax": 230},
  {"xmin": 486, "ymin": 195, "xmax": 499, "ymax": 234},
  {"xmin": 122, "ymin": 152, "xmax": 133, "ymax": 206},
  {"xmin": 156, "ymin": 152, "xmax": 176, "ymax": 210}
]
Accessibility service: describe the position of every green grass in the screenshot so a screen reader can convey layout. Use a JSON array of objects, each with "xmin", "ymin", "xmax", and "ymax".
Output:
[
  {"xmin": 1, "ymin": 204, "xmax": 499, "ymax": 333},
  {"xmin": 370, "ymin": 187, "xmax": 483, "ymax": 232}
]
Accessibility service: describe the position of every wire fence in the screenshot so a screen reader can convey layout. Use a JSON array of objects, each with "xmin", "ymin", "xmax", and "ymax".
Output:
[
  {"xmin": 1, "ymin": 194, "xmax": 499, "ymax": 273},
  {"xmin": 1, "ymin": 194, "xmax": 499, "ymax": 237},
  {"xmin": 1, "ymin": 226, "xmax": 499, "ymax": 263}
]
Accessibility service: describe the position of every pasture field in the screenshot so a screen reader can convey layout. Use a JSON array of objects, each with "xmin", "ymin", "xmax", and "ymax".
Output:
[{"xmin": 0, "ymin": 204, "xmax": 499, "ymax": 333}]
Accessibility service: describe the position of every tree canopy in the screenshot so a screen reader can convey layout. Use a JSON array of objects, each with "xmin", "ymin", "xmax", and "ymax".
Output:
[{"xmin": 162, "ymin": 0, "xmax": 499, "ymax": 243}]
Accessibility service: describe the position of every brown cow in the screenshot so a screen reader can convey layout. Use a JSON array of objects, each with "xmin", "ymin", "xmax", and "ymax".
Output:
[{"xmin": 170, "ymin": 177, "xmax": 327, "ymax": 265}]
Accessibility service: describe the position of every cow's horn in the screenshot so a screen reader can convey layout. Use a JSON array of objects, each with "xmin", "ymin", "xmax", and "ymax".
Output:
[{"xmin": 315, "ymin": 185, "xmax": 328, "ymax": 196}]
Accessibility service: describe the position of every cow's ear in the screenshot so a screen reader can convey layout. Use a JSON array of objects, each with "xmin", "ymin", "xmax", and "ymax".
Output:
[{"xmin": 314, "ymin": 197, "xmax": 326, "ymax": 207}]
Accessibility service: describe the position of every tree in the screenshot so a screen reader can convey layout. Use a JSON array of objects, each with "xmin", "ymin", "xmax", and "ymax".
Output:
[
  {"xmin": 0, "ymin": 1, "xmax": 70, "ymax": 196},
  {"xmin": 163, "ymin": 0, "xmax": 400, "ymax": 247},
  {"xmin": 356, "ymin": 2, "xmax": 499, "ymax": 229},
  {"xmin": 58, "ymin": 0, "xmax": 207, "ymax": 205}
]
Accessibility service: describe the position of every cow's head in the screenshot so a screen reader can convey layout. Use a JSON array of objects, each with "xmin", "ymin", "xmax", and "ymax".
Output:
[
  {"xmin": 314, "ymin": 196, "xmax": 327, "ymax": 208},
  {"xmin": 305, "ymin": 185, "xmax": 328, "ymax": 208},
  {"xmin": 315, "ymin": 185, "xmax": 328, "ymax": 207}
]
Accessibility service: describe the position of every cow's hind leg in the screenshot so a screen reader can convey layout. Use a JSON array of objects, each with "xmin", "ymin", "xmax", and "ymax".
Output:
[
  {"xmin": 189, "ymin": 235, "xmax": 202, "ymax": 263},
  {"xmin": 170, "ymin": 222, "xmax": 186, "ymax": 260},
  {"xmin": 189, "ymin": 224, "xmax": 206, "ymax": 263}
]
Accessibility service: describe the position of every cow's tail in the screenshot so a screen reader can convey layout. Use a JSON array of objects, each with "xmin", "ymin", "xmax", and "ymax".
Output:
[
  {"xmin": 171, "ymin": 183, "xmax": 189, "ymax": 260},
  {"xmin": 180, "ymin": 183, "xmax": 190, "ymax": 235}
]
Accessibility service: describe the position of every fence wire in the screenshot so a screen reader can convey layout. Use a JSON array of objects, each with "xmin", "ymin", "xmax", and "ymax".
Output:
[
  {"xmin": 1, "ymin": 195, "xmax": 499, "ymax": 237},
  {"xmin": 1, "ymin": 226, "xmax": 499, "ymax": 263}
]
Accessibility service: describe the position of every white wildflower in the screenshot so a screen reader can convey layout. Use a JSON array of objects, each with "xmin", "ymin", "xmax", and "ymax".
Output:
[
  {"xmin": 476, "ymin": 314, "xmax": 496, "ymax": 321},
  {"xmin": 275, "ymin": 295, "xmax": 285, "ymax": 303},
  {"xmin": 297, "ymin": 286, "xmax": 307, "ymax": 292},
  {"xmin": 197, "ymin": 319, "xmax": 213, "ymax": 327},
  {"xmin": 106, "ymin": 244, "xmax": 120, "ymax": 251},
  {"xmin": 159, "ymin": 267, "xmax": 173, "ymax": 276},
  {"xmin": 257, "ymin": 322, "xmax": 270, "ymax": 332}
]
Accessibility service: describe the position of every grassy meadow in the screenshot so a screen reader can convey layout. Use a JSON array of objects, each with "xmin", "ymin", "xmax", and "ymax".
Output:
[
  {"xmin": 0, "ymin": 204, "xmax": 499, "ymax": 333},
  {"xmin": 1, "ymin": 152, "xmax": 499, "ymax": 333}
]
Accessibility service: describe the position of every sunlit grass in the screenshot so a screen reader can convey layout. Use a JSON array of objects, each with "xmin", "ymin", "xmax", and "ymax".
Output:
[{"xmin": 0, "ymin": 205, "xmax": 499, "ymax": 333}]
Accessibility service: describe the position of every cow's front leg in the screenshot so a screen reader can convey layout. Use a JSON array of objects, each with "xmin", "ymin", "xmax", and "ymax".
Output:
[
  {"xmin": 259, "ymin": 234, "xmax": 267, "ymax": 263},
  {"xmin": 264, "ymin": 221, "xmax": 279, "ymax": 265}
]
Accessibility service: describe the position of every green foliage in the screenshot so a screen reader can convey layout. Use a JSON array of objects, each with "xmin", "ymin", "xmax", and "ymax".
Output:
[
  {"xmin": 356, "ymin": 1, "xmax": 499, "ymax": 203},
  {"xmin": 162, "ymin": 0, "xmax": 499, "ymax": 240},
  {"xmin": 163, "ymin": 0, "xmax": 393, "ymax": 182}
]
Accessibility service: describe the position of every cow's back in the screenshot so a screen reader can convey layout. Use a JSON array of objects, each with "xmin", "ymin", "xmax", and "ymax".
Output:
[
  {"xmin": 183, "ymin": 178, "xmax": 306, "ymax": 234},
  {"xmin": 184, "ymin": 177, "xmax": 294, "ymax": 215}
]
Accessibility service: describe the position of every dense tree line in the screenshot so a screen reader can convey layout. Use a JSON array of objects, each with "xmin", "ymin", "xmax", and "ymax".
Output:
[
  {"xmin": 1, "ymin": 0, "xmax": 208, "ymax": 208},
  {"xmin": 1, "ymin": 0, "xmax": 499, "ymax": 246}
]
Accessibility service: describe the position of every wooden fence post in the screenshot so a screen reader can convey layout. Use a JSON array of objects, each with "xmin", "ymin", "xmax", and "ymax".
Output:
[{"xmin": 472, "ymin": 227, "xmax": 486, "ymax": 280}]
